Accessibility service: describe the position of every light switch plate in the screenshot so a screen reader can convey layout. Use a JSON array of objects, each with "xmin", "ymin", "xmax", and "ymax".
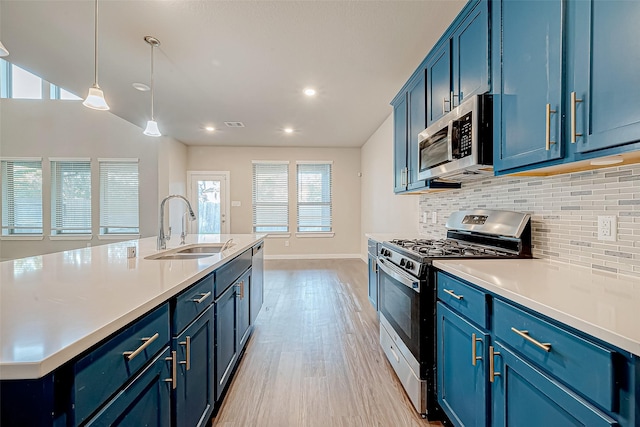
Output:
[
  {"xmin": 231, "ymin": 200, "xmax": 241, "ymax": 207},
  {"xmin": 127, "ymin": 246, "xmax": 137, "ymax": 258}
]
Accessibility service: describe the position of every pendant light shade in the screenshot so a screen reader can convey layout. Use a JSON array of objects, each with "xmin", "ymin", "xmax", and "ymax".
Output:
[
  {"xmin": 0, "ymin": 41, "xmax": 9, "ymax": 57},
  {"xmin": 143, "ymin": 120, "xmax": 161, "ymax": 137},
  {"xmin": 83, "ymin": 0, "xmax": 109, "ymax": 111},
  {"xmin": 143, "ymin": 36, "xmax": 161, "ymax": 137}
]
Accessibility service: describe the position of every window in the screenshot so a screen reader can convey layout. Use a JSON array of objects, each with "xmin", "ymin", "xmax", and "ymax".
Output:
[
  {"xmin": 51, "ymin": 159, "xmax": 91, "ymax": 235},
  {"xmin": 99, "ymin": 159, "xmax": 139, "ymax": 236},
  {"xmin": 1, "ymin": 59, "xmax": 80, "ymax": 100},
  {"xmin": 297, "ymin": 162, "xmax": 332, "ymax": 232},
  {"xmin": 252, "ymin": 161, "xmax": 289, "ymax": 232},
  {"xmin": 1, "ymin": 159, "xmax": 43, "ymax": 236}
]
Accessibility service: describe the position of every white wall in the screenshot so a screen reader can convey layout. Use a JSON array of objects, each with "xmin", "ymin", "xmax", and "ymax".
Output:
[
  {"xmin": 158, "ymin": 138, "xmax": 188, "ymax": 238},
  {"xmin": 187, "ymin": 146, "xmax": 361, "ymax": 258},
  {"xmin": 360, "ymin": 113, "xmax": 420, "ymax": 258},
  {"xmin": 0, "ymin": 99, "xmax": 186, "ymax": 260}
]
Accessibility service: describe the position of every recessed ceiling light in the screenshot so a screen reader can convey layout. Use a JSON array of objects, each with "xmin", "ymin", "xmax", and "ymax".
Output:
[
  {"xmin": 303, "ymin": 88, "xmax": 316, "ymax": 96},
  {"xmin": 132, "ymin": 82, "xmax": 150, "ymax": 91},
  {"xmin": 590, "ymin": 156, "xmax": 624, "ymax": 166},
  {"xmin": 205, "ymin": 126, "xmax": 215, "ymax": 132},
  {"xmin": 284, "ymin": 128, "xmax": 294, "ymax": 134}
]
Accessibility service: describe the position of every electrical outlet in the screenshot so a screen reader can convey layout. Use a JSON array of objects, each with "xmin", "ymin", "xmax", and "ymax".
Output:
[
  {"xmin": 422, "ymin": 212, "xmax": 428, "ymax": 223},
  {"xmin": 284, "ymin": 240, "xmax": 289, "ymax": 247},
  {"xmin": 597, "ymin": 216, "xmax": 617, "ymax": 241},
  {"xmin": 127, "ymin": 246, "xmax": 137, "ymax": 258},
  {"xmin": 432, "ymin": 212, "xmax": 438, "ymax": 224}
]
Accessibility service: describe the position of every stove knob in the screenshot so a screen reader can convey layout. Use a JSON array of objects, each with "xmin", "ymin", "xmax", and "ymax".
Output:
[
  {"xmin": 406, "ymin": 261, "xmax": 414, "ymax": 270},
  {"xmin": 400, "ymin": 259, "xmax": 406, "ymax": 267}
]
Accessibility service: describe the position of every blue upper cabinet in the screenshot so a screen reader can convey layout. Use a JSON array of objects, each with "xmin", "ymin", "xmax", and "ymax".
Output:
[
  {"xmin": 427, "ymin": 0, "xmax": 490, "ymax": 128},
  {"xmin": 393, "ymin": 96, "xmax": 408, "ymax": 193},
  {"xmin": 427, "ymin": 43, "xmax": 452, "ymax": 127},
  {"xmin": 570, "ymin": 0, "xmax": 640, "ymax": 154},
  {"xmin": 453, "ymin": 1, "xmax": 490, "ymax": 106},
  {"xmin": 492, "ymin": 0, "xmax": 564, "ymax": 172},
  {"xmin": 407, "ymin": 74, "xmax": 427, "ymax": 191}
]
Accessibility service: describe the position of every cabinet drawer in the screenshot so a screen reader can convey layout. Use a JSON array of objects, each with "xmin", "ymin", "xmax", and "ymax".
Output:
[
  {"xmin": 437, "ymin": 272, "xmax": 487, "ymax": 328},
  {"xmin": 74, "ymin": 303, "xmax": 169, "ymax": 424},
  {"xmin": 173, "ymin": 273, "xmax": 214, "ymax": 335},
  {"xmin": 215, "ymin": 249, "xmax": 252, "ymax": 299},
  {"xmin": 493, "ymin": 298, "xmax": 615, "ymax": 411}
]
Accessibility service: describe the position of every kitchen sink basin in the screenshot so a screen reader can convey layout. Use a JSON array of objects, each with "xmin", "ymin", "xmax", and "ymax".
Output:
[
  {"xmin": 144, "ymin": 242, "xmax": 235, "ymax": 260},
  {"xmin": 177, "ymin": 246, "xmax": 224, "ymax": 254},
  {"xmin": 145, "ymin": 253, "xmax": 213, "ymax": 260}
]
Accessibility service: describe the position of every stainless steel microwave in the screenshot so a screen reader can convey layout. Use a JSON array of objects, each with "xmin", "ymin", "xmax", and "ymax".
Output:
[{"xmin": 417, "ymin": 94, "xmax": 493, "ymax": 182}]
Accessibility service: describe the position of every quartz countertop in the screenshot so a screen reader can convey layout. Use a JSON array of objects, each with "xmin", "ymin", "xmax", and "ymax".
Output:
[
  {"xmin": 0, "ymin": 234, "xmax": 265, "ymax": 380},
  {"xmin": 433, "ymin": 258, "xmax": 640, "ymax": 356}
]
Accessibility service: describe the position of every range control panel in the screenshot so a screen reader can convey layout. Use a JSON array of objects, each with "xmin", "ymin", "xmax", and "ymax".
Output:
[{"xmin": 462, "ymin": 215, "xmax": 488, "ymax": 225}]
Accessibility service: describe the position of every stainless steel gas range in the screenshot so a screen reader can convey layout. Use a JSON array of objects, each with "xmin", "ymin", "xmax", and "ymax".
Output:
[{"xmin": 377, "ymin": 209, "xmax": 532, "ymax": 419}]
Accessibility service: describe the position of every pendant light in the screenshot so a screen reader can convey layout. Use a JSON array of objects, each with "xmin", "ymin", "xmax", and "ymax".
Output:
[
  {"xmin": 143, "ymin": 36, "xmax": 161, "ymax": 137},
  {"xmin": 0, "ymin": 41, "xmax": 9, "ymax": 57},
  {"xmin": 83, "ymin": 0, "xmax": 109, "ymax": 110}
]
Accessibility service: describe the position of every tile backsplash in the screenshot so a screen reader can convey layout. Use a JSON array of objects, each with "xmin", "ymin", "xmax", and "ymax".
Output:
[{"xmin": 419, "ymin": 164, "xmax": 640, "ymax": 278}]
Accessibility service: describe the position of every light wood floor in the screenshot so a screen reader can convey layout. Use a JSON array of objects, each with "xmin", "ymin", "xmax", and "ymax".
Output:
[{"xmin": 211, "ymin": 259, "xmax": 443, "ymax": 427}]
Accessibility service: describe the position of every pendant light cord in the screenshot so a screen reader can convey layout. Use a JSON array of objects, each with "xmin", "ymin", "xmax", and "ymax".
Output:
[
  {"xmin": 94, "ymin": 0, "xmax": 99, "ymax": 87},
  {"xmin": 150, "ymin": 42, "xmax": 155, "ymax": 120}
]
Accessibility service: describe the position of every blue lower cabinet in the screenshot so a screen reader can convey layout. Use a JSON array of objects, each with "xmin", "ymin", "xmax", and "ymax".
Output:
[
  {"xmin": 84, "ymin": 347, "xmax": 172, "ymax": 427},
  {"xmin": 237, "ymin": 269, "xmax": 252, "ymax": 350},
  {"xmin": 438, "ymin": 302, "xmax": 489, "ymax": 427},
  {"xmin": 215, "ymin": 281, "xmax": 238, "ymax": 401},
  {"xmin": 490, "ymin": 341, "xmax": 617, "ymax": 427},
  {"xmin": 174, "ymin": 306, "xmax": 214, "ymax": 427}
]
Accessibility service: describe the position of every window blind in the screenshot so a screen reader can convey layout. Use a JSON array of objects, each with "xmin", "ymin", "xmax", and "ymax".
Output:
[
  {"xmin": 252, "ymin": 162, "xmax": 289, "ymax": 232},
  {"xmin": 51, "ymin": 160, "xmax": 91, "ymax": 235},
  {"xmin": 1, "ymin": 159, "xmax": 43, "ymax": 235},
  {"xmin": 99, "ymin": 160, "xmax": 139, "ymax": 235},
  {"xmin": 297, "ymin": 162, "xmax": 332, "ymax": 232}
]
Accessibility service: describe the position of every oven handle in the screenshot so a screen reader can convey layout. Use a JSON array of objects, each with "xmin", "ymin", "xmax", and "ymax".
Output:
[{"xmin": 377, "ymin": 258, "xmax": 420, "ymax": 293}]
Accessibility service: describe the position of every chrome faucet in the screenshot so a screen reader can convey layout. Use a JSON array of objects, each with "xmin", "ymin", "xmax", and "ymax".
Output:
[
  {"xmin": 158, "ymin": 195, "xmax": 196, "ymax": 250},
  {"xmin": 220, "ymin": 238, "xmax": 234, "ymax": 253}
]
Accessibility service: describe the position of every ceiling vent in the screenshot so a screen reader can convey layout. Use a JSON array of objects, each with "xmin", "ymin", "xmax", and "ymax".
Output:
[{"xmin": 224, "ymin": 121, "xmax": 245, "ymax": 128}]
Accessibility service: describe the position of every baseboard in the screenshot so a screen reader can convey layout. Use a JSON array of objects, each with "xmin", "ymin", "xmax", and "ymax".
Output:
[{"xmin": 264, "ymin": 253, "xmax": 363, "ymax": 260}]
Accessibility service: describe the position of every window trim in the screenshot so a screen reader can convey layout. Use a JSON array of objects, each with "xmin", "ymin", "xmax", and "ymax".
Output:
[
  {"xmin": 1, "ymin": 157, "xmax": 44, "ymax": 238},
  {"xmin": 252, "ymin": 160, "xmax": 290, "ymax": 233},
  {"xmin": 49, "ymin": 157, "xmax": 92, "ymax": 237},
  {"xmin": 296, "ymin": 161, "xmax": 333, "ymax": 233}
]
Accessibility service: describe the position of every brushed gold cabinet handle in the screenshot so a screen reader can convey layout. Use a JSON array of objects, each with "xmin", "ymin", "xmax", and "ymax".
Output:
[
  {"xmin": 123, "ymin": 332, "xmax": 159, "ymax": 361},
  {"xmin": 191, "ymin": 291, "xmax": 211, "ymax": 304},
  {"xmin": 511, "ymin": 327, "xmax": 552, "ymax": 352},
  {"xmin": 545, "ymin": 103, "xmax": 557, "ymax": 150},
  {"xmin": 472, "ymin": 333, "xmax": 483, "ymax": 366},
  {"xmin": 164, "ymin": 350, "xmax": 177, "ymax": 389},
  {"xmin": 443, "ymin": 288, "xmax": 463, "ymax": 300},
  {"xmin": 489, "ymin": 345, "xmax": 501, "ymax": 383},
  {"xmin": 179, "ymin": 336, "xmax": 191, "ymax": 371},
  {"xmin": 571, "ymin": 92, "xmax": 583, "ymax": 143}
]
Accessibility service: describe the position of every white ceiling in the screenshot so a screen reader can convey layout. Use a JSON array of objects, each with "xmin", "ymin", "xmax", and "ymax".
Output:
[{"xmin": 1, "ymin": 0, "xmax": 465, "ymax": 148}]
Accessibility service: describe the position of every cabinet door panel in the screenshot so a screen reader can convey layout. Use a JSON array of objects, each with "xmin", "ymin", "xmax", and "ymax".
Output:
[
  {"xmin": 427, "ymin": 43, "xmax": 452, "ymax": 126},
  {"xmin": 407, "ymin": 74, "xmax": 427, "ymax": 190},
  {"xmin": 574, "ymin": 0, "xmax": 640, "ymax": 153},
  {"xmin": 454, "ymin": 1, "xmax": 489, "ymax": 103},
  {"xmin": 85, "ymin": 348, "xmax": 171, "ymax": 427},
  {"xmin": 215, "ymin": 284, "xmax": 238, "ymax": 401},
  {"xmin": 437, "ymin": 303, "xmax": 488, "ymax": 427},
  {"xmin": 368, "ymin": 254, "xmax": 378, "ymax": 309},
  {"xmin": 393, "ymin": 98, "xmax": 408, "ymax": 193},
  {"xmin": 237, "ymin": 269, "xmax": 252, "ymax": 349},
  {"xmin": 491, "ymin": 342, "xmax": 617, "ymax": 427},
  {"xmin": 495, "ymin": 0, "xmax": 564, "ymax": 171},
  {"xmin": 175, "ymin": 307, "xmax": 214, "ymax": 427},
  {"xmin": 250, "ymin": 245, "xmax": 264, "ymax": 326}
]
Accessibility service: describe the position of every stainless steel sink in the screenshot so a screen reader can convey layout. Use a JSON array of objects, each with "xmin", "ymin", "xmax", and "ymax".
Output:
[
  {"xmin": 144, "ymin": 243, "xmax": 235, "ymax": 260},
  {"xmin": 176, "ymin": 246, "xmax": 223, "ymax": 254},
  {"xmin": 146, "ymin": 253, "xmax": 213, "ymax": 260}
]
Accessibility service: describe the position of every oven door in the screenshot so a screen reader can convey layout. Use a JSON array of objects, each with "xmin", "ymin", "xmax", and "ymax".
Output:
[{"xmin": 377, "ymin": 257, "xmax": 421, "ymax": 360}]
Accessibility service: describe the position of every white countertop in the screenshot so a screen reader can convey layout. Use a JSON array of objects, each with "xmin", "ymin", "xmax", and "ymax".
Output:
[
  {"xmin": 0, "ymin": 234, "xmax": 265, "ymax": 380},
  {"xmin": 434, "ymin": 258, "xmax": 640, "ymax": 356}
]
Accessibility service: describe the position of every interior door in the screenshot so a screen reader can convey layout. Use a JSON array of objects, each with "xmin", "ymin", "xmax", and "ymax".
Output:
[{"xmin": 188, "ymin": 172, "xmax": 229, "ymax": 234}]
